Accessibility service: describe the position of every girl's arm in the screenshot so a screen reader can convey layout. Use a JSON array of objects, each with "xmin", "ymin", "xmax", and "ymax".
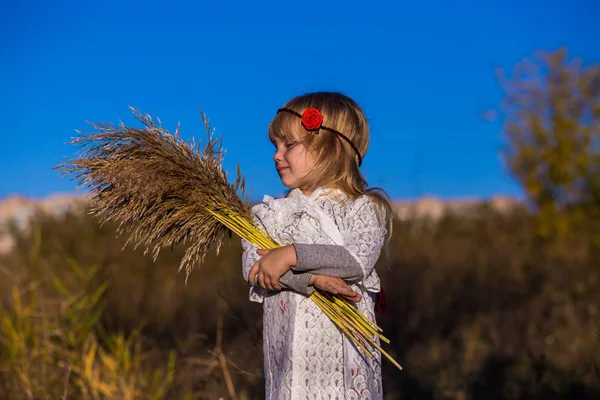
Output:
[
  {"xmin": 242, "ymin": 238, "xmax": 270, "ymax": 301},
  {"xmin": 278, "ymin": 198, "xmax": 387, "ymax": 294},
  {"xmin": 269, "ymin": 249, "xmax": 363, "ymax": 301},
  {"xmin": 246, "ymin": 243, "xmax": 362, "ymax": 295},
  {"xmin": 245, "ymin": 197, "xmax": 386, "ymax": 296},
  {"xmin": 291, "ymin": 243, "xmax": 363, "ymax": 280},
  {"xmin": 278, "ymin": 244, "xmax": 362, "ymax": 295}
]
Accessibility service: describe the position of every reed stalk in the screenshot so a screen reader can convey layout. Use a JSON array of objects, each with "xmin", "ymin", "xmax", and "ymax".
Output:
[{"xmin": 57, "ymin": 107, "xmax": 402, "ymax": 370}]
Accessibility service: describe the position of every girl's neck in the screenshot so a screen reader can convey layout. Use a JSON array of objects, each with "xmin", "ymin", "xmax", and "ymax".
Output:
[
  {"xmin": 297, "ymin": 186, "xmax": 343, "ymax": 198},
  {"xmin": 297, "ymin": 183, "xmax": 317, "ymax": 197}
]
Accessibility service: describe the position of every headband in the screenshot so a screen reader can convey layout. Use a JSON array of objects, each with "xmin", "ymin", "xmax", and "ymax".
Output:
[{"xmin": 277, "ymin": 107, "xmax": 363, "ymax": 166}]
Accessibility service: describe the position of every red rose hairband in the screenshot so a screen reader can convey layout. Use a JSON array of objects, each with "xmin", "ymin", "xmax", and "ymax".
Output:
[{"xmin": 277, "ymin": 107, "xmax": 363, "ymax": 166}]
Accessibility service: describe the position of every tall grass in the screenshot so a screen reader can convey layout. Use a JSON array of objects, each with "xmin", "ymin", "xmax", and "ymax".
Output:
[
  {"xmin": 0, "ymin": 228, "xmax": 180, "ymax": 400},
  {"xmin": 1, "ymin": 204, "xmax": 599, "ymax": 399}
]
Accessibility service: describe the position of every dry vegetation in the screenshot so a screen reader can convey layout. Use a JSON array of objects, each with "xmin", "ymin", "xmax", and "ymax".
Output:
[{"xmin": 1, "ymin": 203, "xmax": 598, "ymax": 399}]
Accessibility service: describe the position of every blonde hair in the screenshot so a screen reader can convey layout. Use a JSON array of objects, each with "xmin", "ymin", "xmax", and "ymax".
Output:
[{"xmin": 268, "ymin": 91, "xmax": 393, "ymax": 238}]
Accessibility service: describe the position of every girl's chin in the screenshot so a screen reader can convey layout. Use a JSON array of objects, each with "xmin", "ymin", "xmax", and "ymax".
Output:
[{"xmin": 280, "ymin": 177, "xmax": 300, "ymax": 189}]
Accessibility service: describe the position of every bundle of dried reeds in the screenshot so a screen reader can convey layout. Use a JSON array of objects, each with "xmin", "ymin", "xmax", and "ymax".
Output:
[
  {"xmin": 57, "ymin": 107, "xmax": 250, "ymax": 280},
  {"xmin": 57, "ymin": 107, "xmax": 402, "ymax": 370}
]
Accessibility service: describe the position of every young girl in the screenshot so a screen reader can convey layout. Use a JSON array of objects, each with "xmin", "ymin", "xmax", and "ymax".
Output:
[{"xmin": 241, "ymin": 91, "xmax": 393, "ymax": 399}]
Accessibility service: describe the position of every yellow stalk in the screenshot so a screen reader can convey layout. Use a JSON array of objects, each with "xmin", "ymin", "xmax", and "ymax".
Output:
[
  {"xmin": 313, "ymin": 292, "xmax": 380, "ymax": 340},
  {"xmin": 225, "ymin": 212, "xmax": 259, "ymax": 237},
  {"xmin": 206, "ymin": 204, "xmax": 404, "ymax": 370},
  {"xmin": 329, "ymin": 298, "xmax": 381, "ymax": 337},
  {"xmin": 311, "ymin": 294, "xmax": 384, "ymax": 363},
  {"xmin": 225, "ymin": 211, "xmax": 279, "ymax": 249},
  {"xmin": 311, "ymin": 295, "xmax": 373, "ymax": 358},
  {"xmin": 319, "ymin": 293, "xmax": 387, "ymax": 345},
  {"xmin": 330, "ymin": 294, "xmax": 384, "ymax": 333},
  {"xmin": 336, "ymin": 308, "xmax": 402, "ymax": 370},
  {"xmin": 207, "ymin": 209, "xmax": 274, "ymax": 249},
  {"xmin": 318, "ymin": 296, "xmax": 389, "ymax": 354},
  {"xmin": 221, "ymin": 211, "xmax": 281, "ymax": 248},
  {"xmin": 329, "ymin": 299, "xmax": 388, "ymax": 343},
  {"xmin": 356, "ymin": 330, "xmax": 403, "ymax": 371}
]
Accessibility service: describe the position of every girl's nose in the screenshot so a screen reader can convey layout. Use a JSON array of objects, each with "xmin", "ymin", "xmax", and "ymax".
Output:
[{"xmin": 273, "ymin": 149, "xmax": 283, "ymax": 162}]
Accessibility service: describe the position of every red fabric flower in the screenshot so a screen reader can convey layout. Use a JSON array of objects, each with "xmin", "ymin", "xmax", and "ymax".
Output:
[{"xmin": 301, "ymin": 108, "xmax": 324, "ymax": 131}]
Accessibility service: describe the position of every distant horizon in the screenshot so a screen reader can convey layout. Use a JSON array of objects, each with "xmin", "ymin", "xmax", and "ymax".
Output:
[{"xmin": 0, "ymin": 187, "xmax": 525, "ymax": 203}]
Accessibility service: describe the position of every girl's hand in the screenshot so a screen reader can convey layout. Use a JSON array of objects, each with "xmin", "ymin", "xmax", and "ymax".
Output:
[
  {"xmin": 309, "ymin": 275, "xmax": 362, "ymax": 303},
  {"xmin": 248, "ymin": 245, "xmax": 297, "ymax": 291}
]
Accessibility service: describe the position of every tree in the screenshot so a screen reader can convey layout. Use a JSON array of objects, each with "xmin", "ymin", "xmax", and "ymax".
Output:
[{"xmin": 497, "ymin": 48, "xmax": 600, "ymax": 240}]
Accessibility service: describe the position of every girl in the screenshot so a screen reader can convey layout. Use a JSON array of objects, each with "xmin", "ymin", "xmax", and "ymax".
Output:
[{"xmin": 242, "ymin": 91, "xmax": 393, "ymax": 399}]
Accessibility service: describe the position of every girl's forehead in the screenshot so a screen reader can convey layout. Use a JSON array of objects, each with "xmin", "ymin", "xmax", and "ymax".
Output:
[
  {"xmin": 269, "ymin": 120, "xmax": 307, "ymax": 142},
  {"xmin": 273, "ymin": 130, "xmax": 300, "ymax": 141}
]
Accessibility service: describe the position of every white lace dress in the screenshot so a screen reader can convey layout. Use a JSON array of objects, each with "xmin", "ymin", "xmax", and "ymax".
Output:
[{"xmin": 241, "ymin": 188, "xmax": 387, "ymax": 399}]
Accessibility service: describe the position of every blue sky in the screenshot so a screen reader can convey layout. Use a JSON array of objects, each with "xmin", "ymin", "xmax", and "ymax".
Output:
[{"xmin": 1, "ymin": 0, "xmax": 598, "ymax": 201}]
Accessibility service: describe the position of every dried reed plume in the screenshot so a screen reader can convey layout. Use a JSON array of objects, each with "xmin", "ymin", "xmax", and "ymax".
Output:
[
  {"xmin": 56, "ymin": 107, "xmax": 251, "ymax": 280},
  {"xmin": 57, "ymin": 107, "xmax": 402, "ymax": 369}
]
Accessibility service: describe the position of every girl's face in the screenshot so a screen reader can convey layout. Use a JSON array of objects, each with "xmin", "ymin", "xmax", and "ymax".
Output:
[{"xmin": 272, "ymin": 132, "xmax": 316, "ymax": 195}]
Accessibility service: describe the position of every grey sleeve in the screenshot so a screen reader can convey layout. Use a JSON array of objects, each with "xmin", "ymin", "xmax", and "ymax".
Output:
[
  {"xmin": 292, "ymin": 243, "xmax": 363, "ymax": 281},
  {"xmin": 278, "ymin": 270, "xmax": 315, "ymax": 295},
  {"xmin": 276, "ymin": 243, "xmax": 364, "ymax": 295}
]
